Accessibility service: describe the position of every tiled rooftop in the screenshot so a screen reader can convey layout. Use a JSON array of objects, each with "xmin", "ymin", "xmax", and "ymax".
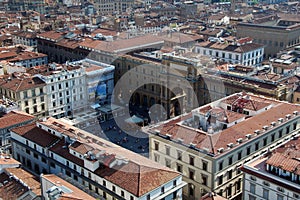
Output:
[
  {"xmin": 0, "ymin": 75, "xmax": 45, "ymax": 92},
  {"xmin": 0, "ymin": 154, "xmax": 20, "ymax": 166},
  {"xmin": 42, "ymin": 174, "xmax": 96, "ymax": 200},
  {"xmin": 196, "ymin": 40, "xmax": 263, "ymax": 53},
  {"xmin": 0, "ymin": 111, "xmax": 35, "ymax": 129},
  {"xmin": 12, "ymin": 123, "xmax": 60, "ymax": 148},
  {"xmin": 13, "ymin": 117, "xmax": 181, "ymax": 197},
  {"xmin": 147, "ymin": 93, "xmax": 300, "ymax": 156},
  {"xmin": 242, "ymin": 136, "xmax": 300, "ymax": 193}
]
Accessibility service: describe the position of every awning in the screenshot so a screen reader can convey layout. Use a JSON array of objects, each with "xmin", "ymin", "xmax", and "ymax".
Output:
[
  {"xmin": 125, "ymin": 115, "xmax": 144, "ymax": 124},
  {"xmin": 91, "ymin": 104, "xmax": 101, "ymax": 109}
]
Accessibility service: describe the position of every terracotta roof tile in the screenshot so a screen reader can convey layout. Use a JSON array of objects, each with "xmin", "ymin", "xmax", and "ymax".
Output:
[
  {"xmin": 12, "ymin": 123, "xmax": 60, "ymax": 148},
  {"xmin": 42, "ymin": 174, "xmax": 96, "ymax": 200},
  {"xmin": 0, "ymin": 111, "xmax": 35, "ymax": 129},
  {"xmin": 5, "ymin": 168, "xmax": 41, "ymax": 196}
]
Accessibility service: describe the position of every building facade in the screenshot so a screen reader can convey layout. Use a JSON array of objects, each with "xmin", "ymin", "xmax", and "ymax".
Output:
[
  {"xmin": 0, "ymin": 111, "xmax": 35, "ymax": 154},
  {"xmin": 94, "ymin": 0, "xmax": 134, "ymax": 15},
  {"xmin": 29, "ymin": 64, "xmax": 87, "ymax": 118},
  {"xmin": 10, "ymin": 117, "xmax": 186, "ymax": 200},
  {"xmin": 0, "ymin": 75, "xmax": 48, "ymax": 117},
  {"xmin": 194, "ymin": 38, "xmax": 264, "ymax": 66},
  {"xmin": 241, "ymin": 136, "xmax": 300, "ymax": 200},
  {"xmin": 71, "ymin": 59, "xmax": 115, "ymax": 106},
  {"xmin": 237, "ymin": 22, "xmax": 300, "ymax": 58},
  {"xmin": 144, "ymin": 92, "xmax": 300, "ymax": 200},
  {"xmin": 12, "ymin": 31, "xmax": 37, "ymax": 49}
]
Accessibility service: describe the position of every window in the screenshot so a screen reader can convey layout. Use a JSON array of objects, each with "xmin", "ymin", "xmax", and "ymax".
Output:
[
  {"xmin": 227, "ymin": 184, "xmax": 232, "ymax": 197},
  {"xmin": 219, "ymin": 161, "xmax": 223, "ymax": 170},
  {"xmin": 173, "ymin": 180, "xmax": 177, "ymax": 187},
  {"xmin": 218, "ymin": 175, "xmax": 223, "ymax": 185},
  {"xmin": 121, "ymin": 191, "xmax": 124, "ymax": 197},
  {"xmin": 103, "ymin": 180, "xmax": 106, "ymax": 187},
  {"xmin": 279, "ymin": 129, "xmax": 283, "ymax": 138},
  {"xmin": 263, "ymin": 138, "xmax": 267, "ymax": 146},
  {"xmin": 189, "ymin": 155, "xmax": 194, "ymax": 166},
  {"xmin": 271, "ymin": 134, "xmax": 275, "ymax": 142},
  {"xmin": 247, "ymin": 147, "xmax": 251, "ymax": 155},
  {"xmin": 228, "ymin": 169, "xmax": 232, "ymax": 180},
  {"xmin": 263, "ymin": 189, "xmax": 269, "ymax": 199},
  {"xmin": 249, "ymin": 194, "xmax": 256, "ymax": 200},
  {"xmin": 165, "ymin": 158, "xmax": 171, "ymax": 168},
  {"xmin": 293, "ymin": 123, "xmax": 297, "ymax": 130},
  {"xmin": 177, "ymin": 163, "xmax": 182, "ymax": 172},
  {"xmin": 130, "ymin": 196, "xmax": 134, "ymax": 200},
  {"xmin": 202, "ymin": 174, "xmax": 208, "ymax": 186},
  {"xmin": 177, "ymin": 150, "xmax": 182, "ymax": 161},
  {"xmin": 189, "ymin": 169, "xmax": 194, "ymax": 180},
  {"xmin": 161, "ymin": 186, "xmax": 165, "ymax": 193},
  {"xmin": 154, "ymin": 142, "xmax": 159, "ymax": 150},
  {"xmin": 250, "ymin": 183, "xmax": 256, "ymax": 193},
  {"xmin": 165, "ymin": 145, "xmax": 170, "ymax": 156},
  {"xmin": 66, "ymin": 170, "xmax": 71, "ymax": 177},
  {"xmin": 112, "ymin": 186, "xmax": 115, "ymax": 192},
  {"xmin": 228, "ymin": 156, "xmax": 233, "ymax": 165},
  {"xmin": 286, "ymin": 126, "xmax": 290, "ymax": 134},
  {"xmin": 42, "ymin": 157, "xmax": 46, "ymax": 163},
  {"xmin": 202, "ymin": 161, "xmax": 208, "ymax": 171},
  {"xmin": 189, "ymin": 183, "xmax": 194, "ymax": 196},
  {"xmin": 147, "ymin": 194, "xmax": 150, "ymax": 200},
  {"xmin": 255, "ymin": 142, "xmax": 259, "ymax": 151},
  {"xmin": 238, "ymin": 151, "xmax": 242, "ymax": 160},
  {"xmin": 26, "ymin": 149, "xmax": 30, "ymax": 154},
  {"xmin": 25, "ymin": 101, "xmax": 28, "ymax": 106},
  {"xmin": 33, "ymin": 153, "xmax": 38, "ymax": 159},
  {"xmin": 154, "ymin": 154, "xmax": 160, "ymax": 162},
  {"xmin": 277, "ymin": 194, "xmax": 284, "ymax": 200}
]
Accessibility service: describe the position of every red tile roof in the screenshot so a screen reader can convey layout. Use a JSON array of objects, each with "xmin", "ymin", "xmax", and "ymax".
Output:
[
  {"xmin": 0, "ymin": 111, "xmax": 35, "ymax": 129},
  {"xmin": 49, "ymin": 140, "xmax": 84, "ymax": 167},
  {"xmin": 0, "ymin": 76, "xmax": 45, "ymax": 92},
  {"xmin": 5, "ymin": 168, "xmax": 41, "ymax": 196},
  {"xmin": 149, "ymin": 93, "xmax": 300, "ymax": 156},
  {"xmin": 0, "ymin": 173, "xmax": 29, "ymax": 200},
  {"xmin": 95, "ymin": 161, "xmax": 179, "ymax": 197},
  {"xmin": 12, "ymin": 123, "xmax": 60, "ymax": 148},
  {"xmin": 42, "ymin": 174, "xmax": 96, "ymax": 200}
]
